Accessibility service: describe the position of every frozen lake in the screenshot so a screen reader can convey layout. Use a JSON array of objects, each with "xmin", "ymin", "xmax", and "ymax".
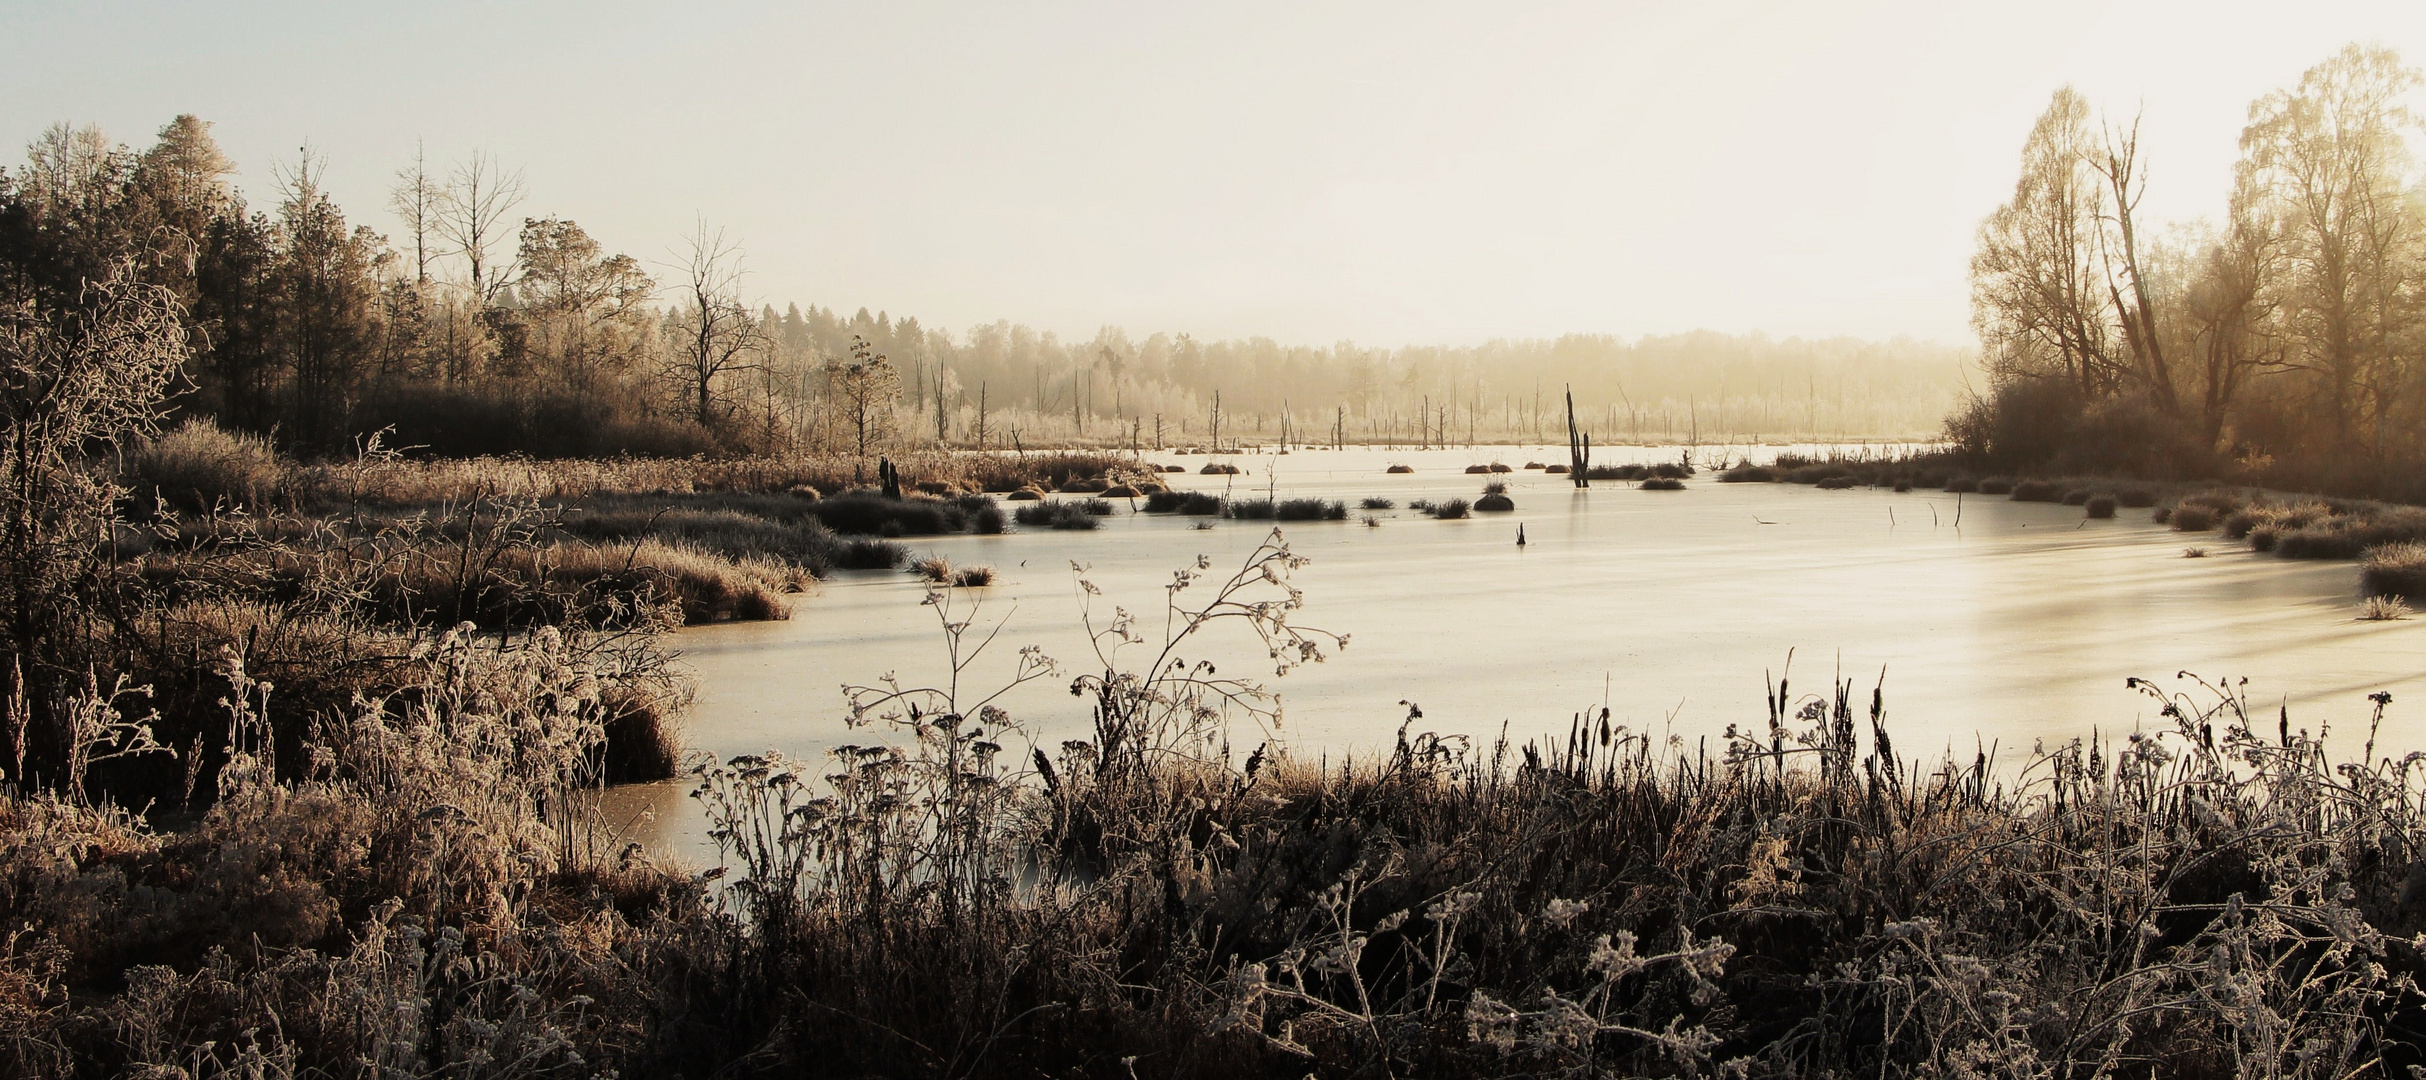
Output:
[{"xmin": 604, "ymin": 444, "xmax": 2426, "ymax": 863}]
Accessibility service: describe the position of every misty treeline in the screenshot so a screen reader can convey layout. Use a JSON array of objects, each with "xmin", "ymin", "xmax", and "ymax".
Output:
[
  {"xmin": 0, "ymin": 116, "xmax": 1963, "ymax": 462},
  {"xmin": 1964, "ymin": 44, "xmax": 2426, "ymax": 499},
  {"xmin": 809, "ymin": 317, "xmax": 1966, "ymax": 449}
]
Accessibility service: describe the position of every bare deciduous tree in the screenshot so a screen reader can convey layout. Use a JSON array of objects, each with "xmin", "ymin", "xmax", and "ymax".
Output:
[
  {"xmin": 662, "ymin": 222, "xmax": 764, "ymax": 430},
  {"xmin": 433, "ymin": 151, "xmax": 525, "ymax": 305},
  {"xmin": 2239, "ymin": 44, "xmax": 2424, "ymax": 456},
  {"xmin": 388, "ymin": 140, "xmax": 440, "ymax": 285},
  {"xmin": 1971, "ymin": 88, "xmax": 2123, "ymax": 401}
]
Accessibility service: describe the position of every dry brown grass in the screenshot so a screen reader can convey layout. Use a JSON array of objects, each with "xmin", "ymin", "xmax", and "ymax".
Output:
[{"xmin": 277, "ymin": 448, "xmax": 1135, "ymax": 511}]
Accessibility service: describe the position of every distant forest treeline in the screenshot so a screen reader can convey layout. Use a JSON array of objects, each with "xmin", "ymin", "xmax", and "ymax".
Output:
[{"xmin": 0, "ymin": 116, "xmax": 1966, "ymax": 460}]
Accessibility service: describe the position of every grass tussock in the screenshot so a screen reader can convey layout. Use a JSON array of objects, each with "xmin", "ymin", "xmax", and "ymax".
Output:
[
  {"xmin": 1145, "ymin": 489, "xmax": 1225, "ymax": 515},
  {"xmin": 1360, "ymin": 496, "xmax": 1395, "ymax": 510},
  {"xmin": 1012, "ymin": 500, "xmax": 1105, "ymax": 530},
  {"xmin": 1977, "ymin": 476, "xmax": 2016, "ymax": 495},
  {"xmin": 129, "ymin": 419, "xmax": 284, "ymax": 512},
  {"xmin": 1386, "ymin": 463, "xmax": 1414, "ymax": 474},
  {"xmin": 1814, "ymin": 475, "xmax": 1856, "ymax": 490},
  {"xmin": 835, "ymin": 536, "xmax": 907, "ymax": 569},
  {"xmin": 911, "ymin": 555, "xmax": 996, "ymax": 587},
  {"xmin": 1944, "ymin": 475, "xmax": 1980, "ymax": 493},
  {"xmin": 1642, "ymin": 476, "xmax": 1687, "ymax": 490},
  {"xmin": 1720, "ymin": 465, "xmax": 1776, "ymax": 482},
  {"xmin": 2360, "ymin": 541, "xmax": 2426, "ymax": 601},
  {"xmin": 2009, "ymin": 479, "xmax": 2063, "ymax": 502},
  {"xmin": 1430, "ymin": 497, "xmax": 1471, "ymax": 519},
  {"xmin": 2272, "ymin": 505, "xmax": 2426, "ymax": 559},
  {"xmin": 1273, "ymin": 498, "xmax": 1349, "ymax": 521},
  {"xmin": 2085, "ymin": 494, "xmax": 2118, "ymax": 519},
  {"xmin": 2361, "ymin": 594, "xmax": 2412, "ymax": 620}
]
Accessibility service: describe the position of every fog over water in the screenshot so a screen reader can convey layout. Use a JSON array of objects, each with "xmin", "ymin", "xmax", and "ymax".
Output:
[{"xmin": 605, "ymin": 445, "xmax": 2426, "ymax": 862}]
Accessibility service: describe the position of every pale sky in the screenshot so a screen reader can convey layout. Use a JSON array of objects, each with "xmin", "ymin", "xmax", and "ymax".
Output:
[{"xmin": 4, "ymin": 0, "xmax": 2422, "ymax": 347}]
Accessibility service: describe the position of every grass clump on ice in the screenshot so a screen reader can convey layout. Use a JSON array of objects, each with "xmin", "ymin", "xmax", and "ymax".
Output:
[
  {"xmin": 911, "ymin": 555, "xmax": 996, "ymax": 587},
  {"xmin": 1144, "ymin": 489, "xmax": 1224, "ymax": 515},
  {"xmin": 1012, "ymin": 500, "xmax": 1104, "ymax": 530},
  {"xmin": 1272, "ymin": 498, "xmax": 1348, "ymax": 521},
  {"xmin": 2360, "ymin": 540, "xmax": 2426, "ymax": 601}
]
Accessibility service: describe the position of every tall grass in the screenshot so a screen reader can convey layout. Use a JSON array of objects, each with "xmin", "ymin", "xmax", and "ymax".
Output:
[{"xmin": 128, "ymin": 419, "xmax": 283, "ymax": 512}]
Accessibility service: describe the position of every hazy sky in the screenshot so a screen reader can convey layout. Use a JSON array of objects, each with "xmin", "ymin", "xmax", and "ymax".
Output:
[{"xmin": 4, "ymin": 1, "xmax": 2422, "ymax": 347}]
